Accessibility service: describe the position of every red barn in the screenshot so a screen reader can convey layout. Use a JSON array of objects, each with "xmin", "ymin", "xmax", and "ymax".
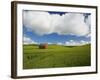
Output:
[{"xmin": 39, "ymin": 43, "xmax": 48, "ymax": 49}]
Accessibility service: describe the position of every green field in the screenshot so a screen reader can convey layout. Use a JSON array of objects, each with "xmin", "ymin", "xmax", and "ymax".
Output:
[{"xmin": 23, "ymin": 44, "xmax": 91, "ymax": 69}]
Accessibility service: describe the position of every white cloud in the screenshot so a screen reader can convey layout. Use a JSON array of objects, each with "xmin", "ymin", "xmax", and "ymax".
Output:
[
  {"xmin": 56, "ymin": 42, "xmax": 63, "ymax": 45},
  {"xmin": 23, "ymin": 11, "xmax": 51, "ymax": 35},
  {"xmin": 56, "ymin": 40, "xmax": 90, "ymax": 46},
  {"xmin": 86, "ymin": 15, "xmax": 91, "ymax": 27},
  {"xmin": 65, "ymin": 40, "xmax": 90, "ymax": 46},
  {"xmin": 85, "ymin": 15, "xmax": 91, "ymax": 38},
  {"xmin": 86, "ymin": 33, "xmax": 91, "ymax": 38},
  {"xmin": 23, "ymin": 36, "xmax": 38, "ymax": 44},
  {"xmin": 48, "ymin": 42, "xmax": 53, "ymax": 45},
  {"xmin": 80, "ymin": 40, "xmax": 90, "ymax": 45},
  {"xmin": 23, "ymin": 11, "xmax": 90, "ymax": 36}
]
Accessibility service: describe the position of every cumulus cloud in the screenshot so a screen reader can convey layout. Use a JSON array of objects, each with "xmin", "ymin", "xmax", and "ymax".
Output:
[
  {"xmin": 86, "ymin": 33, "xmax": 91, "ymax": 38},
  {"xmin": 56, "ymin": 40, "xmax": 90, "ymax": 46},
  {"xmin": 56, "ymin": 42, "xmax": 63, "ymax": 45},
  {"xmin": 86, "ymin": 15, "xmax": 91, "ymax": 27},
  {"xmin": 23, "ymin": 11, "xmax": 90, "ymax": 36},
  {"xmin": 23, "ymin": 36, "xmax": 38, "ymax": 44},
  {"xmin": 48, "ymin": 42, "xmax": 53, "ymax": 45},
  {"xmin": 65, "ymin": 40, "xmax": 90, "ymax": 46}
]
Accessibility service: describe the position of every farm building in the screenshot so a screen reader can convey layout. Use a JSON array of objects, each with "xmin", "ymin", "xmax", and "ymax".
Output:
[{"xmin": 39, "ymin": 43, "xmax": 48, "ymax": 49}]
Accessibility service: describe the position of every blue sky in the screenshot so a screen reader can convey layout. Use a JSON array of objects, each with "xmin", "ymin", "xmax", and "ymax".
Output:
[
  {"xmin": 23, "ymin": 10, "xmax": 91, "ymax": 45},
  {"xmin": 23, "ymin": 26, "xmax": 90, "ymax": 44}
]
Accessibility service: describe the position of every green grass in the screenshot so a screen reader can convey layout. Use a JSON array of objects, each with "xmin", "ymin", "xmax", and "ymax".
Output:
[{"xmin": 23, "ymin": 44, "xmax": 91, "ymax": 69}]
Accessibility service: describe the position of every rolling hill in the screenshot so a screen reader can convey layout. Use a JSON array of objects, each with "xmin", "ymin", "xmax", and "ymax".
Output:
[{"xmin": 23, "ymin": 44, "xmax": 91, "ymax": 69}]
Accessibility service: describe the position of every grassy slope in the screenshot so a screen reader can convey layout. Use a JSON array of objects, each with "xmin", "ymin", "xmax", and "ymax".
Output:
[{"xmin": 23, "ymin": 44, "xmax": 91, "ymax": 69}]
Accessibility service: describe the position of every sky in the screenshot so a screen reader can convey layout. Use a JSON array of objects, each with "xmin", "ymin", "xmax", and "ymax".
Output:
[{"xmin": 23, "ymin": 10, "xmax": 91, "ymax": 46}]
